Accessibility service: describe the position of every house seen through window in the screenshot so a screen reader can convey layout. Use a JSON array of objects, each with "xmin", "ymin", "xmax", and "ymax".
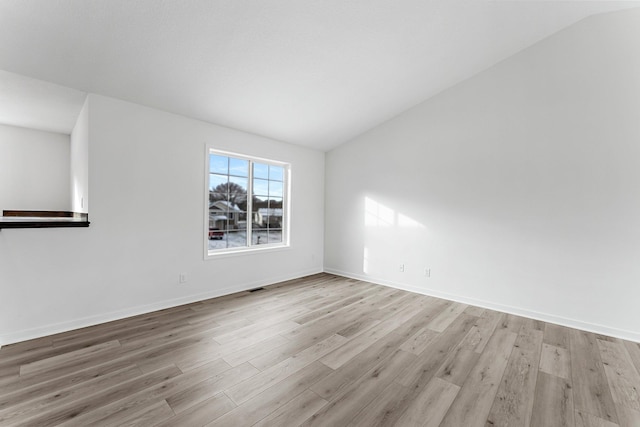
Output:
[{"xmin": 207, "ymin": 149, "xmax": 289, "ymax": 254}]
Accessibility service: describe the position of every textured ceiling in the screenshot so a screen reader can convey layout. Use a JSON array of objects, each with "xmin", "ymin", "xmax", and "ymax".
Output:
[{"xmin": 0, "ymin": 1, "xmax": 638, "ymax": 149}]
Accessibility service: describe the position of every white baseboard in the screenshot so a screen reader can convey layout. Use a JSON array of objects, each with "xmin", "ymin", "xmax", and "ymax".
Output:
[
  {"xmin": 0, "ymin": 267, "xmax": 322, "ymax": 347},
  {"xmin": 324, "ymin": 268, "xmax": 640, "ymax": 344}
]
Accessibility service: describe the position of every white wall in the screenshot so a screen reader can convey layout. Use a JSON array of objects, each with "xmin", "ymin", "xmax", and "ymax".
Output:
[
  {"xmin": 70, "ymin": 98, "xmax": 89, "ymax": 213},
  {"xmin": 0, "ymin": 94, "xmax": 324, "ymax": 345},
  {"xmin": 0, "ymin": 123, "xmax": 70, "ymax": 211},
  {"xmin": 325, "ymin": 9, "xmax": 640, "ymax": 341}
]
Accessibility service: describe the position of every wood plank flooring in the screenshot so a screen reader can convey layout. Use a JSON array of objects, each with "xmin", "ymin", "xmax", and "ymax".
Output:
[{"xmin": 1, "ymin": 273, "xmax": 639, "ymax": 426}]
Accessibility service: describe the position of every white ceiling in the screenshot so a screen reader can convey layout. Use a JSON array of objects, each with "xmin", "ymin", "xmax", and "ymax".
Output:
[
  {"xmin": 0, "ymin": 70, "xmax": 86, "ymax": 134},
  {"xmin": 0, "ymin": 1, "xmax": 638, "ymax": 149}
]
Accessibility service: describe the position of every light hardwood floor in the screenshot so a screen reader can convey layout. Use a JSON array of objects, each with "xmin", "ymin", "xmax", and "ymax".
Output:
[{"xmin": 1, "ymin": 273, "xmax": 639, "ymax": 426}]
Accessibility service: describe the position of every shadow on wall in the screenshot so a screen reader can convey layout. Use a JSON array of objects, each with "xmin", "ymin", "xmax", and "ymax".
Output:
[{"xmin": 362, "ymin": 196, "xmax": 428, "ymax": 276}]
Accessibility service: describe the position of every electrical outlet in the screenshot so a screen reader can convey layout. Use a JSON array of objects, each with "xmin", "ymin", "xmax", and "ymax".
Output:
[
  {"xmin": 399, "ymin": 264, "xmax": 405, "ymax": 273},
  {"xmin": 424, "ymin": 268, "xmax": 431, "ymax": 277},
  {"xmin": 179, "ymin": 273, "xmax": 188, "ymax": 283}
]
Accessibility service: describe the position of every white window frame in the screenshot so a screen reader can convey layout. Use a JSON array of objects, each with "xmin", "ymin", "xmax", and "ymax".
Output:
[{"xmin": 204, "ymin": 146, "xmax": 291, "ymax": 258}]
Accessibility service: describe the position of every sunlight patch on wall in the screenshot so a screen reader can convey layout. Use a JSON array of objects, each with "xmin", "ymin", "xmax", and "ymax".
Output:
[
  {"xmin": 364, "ymin": 197, "xmax": 425, "ymax": 229},
  {"xmin": 365, "ymin": 197, "xmax": 394, "ymax": 227},
  {"xmin": 363, "ymin": 246, "xmax": 370, "ymax": 274},
  {"xmin": 362, "ymin": 197, "xmax": 426, "ymax": 275}
]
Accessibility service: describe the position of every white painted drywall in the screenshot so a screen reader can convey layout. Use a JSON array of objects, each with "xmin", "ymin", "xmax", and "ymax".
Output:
[
  {"xmin": 325, "ymin": 9, "xmax": 640, "ymax": 341},
  {"xmin": 0, "ymin": 94, "xmax": 324, "ymax": 345},
  {"xmin": 70, "ymin": 98, "xmax": 89, "ymax": 213},
  {"xmin": 0, "ymin": 123, "xmax": 70, "ymax": 212}
]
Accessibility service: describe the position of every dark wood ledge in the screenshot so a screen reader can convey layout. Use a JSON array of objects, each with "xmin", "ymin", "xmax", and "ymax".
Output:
[{"xmin": 0, "ymin": 210, "xmax": 90, "ymax": 229}]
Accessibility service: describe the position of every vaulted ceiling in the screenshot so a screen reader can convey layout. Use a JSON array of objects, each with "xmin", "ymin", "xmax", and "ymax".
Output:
[{"xmin": 1, "ymin": 1, "xmax": 638, "ymax": 150}]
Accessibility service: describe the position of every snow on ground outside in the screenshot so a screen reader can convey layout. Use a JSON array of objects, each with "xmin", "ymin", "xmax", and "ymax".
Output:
[{"xmin": 208, "ymin": 230, "xmax": 282, "ymax": 250}]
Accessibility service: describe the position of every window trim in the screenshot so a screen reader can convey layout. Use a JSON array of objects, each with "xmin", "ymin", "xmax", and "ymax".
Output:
[{"xmin": 204, "ymin": 145, "xmax": 291, "ymax": 259}]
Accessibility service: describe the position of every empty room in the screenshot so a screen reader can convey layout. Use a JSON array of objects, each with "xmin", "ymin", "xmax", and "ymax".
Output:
[{"xmin": 1, "ymin": 1, "xmax": 640, "ymax": 426}]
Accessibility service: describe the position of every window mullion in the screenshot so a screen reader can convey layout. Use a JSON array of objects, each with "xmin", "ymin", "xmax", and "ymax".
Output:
[{"xmin": 247, "ymin": 161, "xmax": 253, "ymax": 247}]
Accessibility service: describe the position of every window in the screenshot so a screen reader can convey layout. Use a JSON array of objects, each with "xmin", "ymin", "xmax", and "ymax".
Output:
[{"xmin": 205, "ymin": 148, "xmax": 289, "ymax": 255}]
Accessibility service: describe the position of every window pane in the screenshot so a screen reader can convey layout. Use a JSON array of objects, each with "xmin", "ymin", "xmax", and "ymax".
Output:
[
  {"xmin": 209, "ymin": 201, "xmax": 228, "ymax": 225},
  {"xmin": 253, "ymin": 178, "xmax": 269, "ymax": 197},
  {"xmin": 268, "ymin": 197, "xmax": 283, "ymax": 209},
  {"xmin": 229, "ymin": 193, "xmax": 248, "ymax": 210},
  {"xmin": 210, "ymin": 191, "xmax": 226, "ymax": 203},
  {"xmin": 269, "ymin": 165, "xmax": 284, "ymax": 181},
  {"xmin": 269, "ymin": 181, "xmax": 283, "ymax": 198},
  {"xmin": 266, "ymin": 199, "xmax": 283, "ymax": 229},
  {"xmin": 227, "ymin": 198, "xmax": 241, "ymax": 212},
  {"xmin": 228, "ymin": 175, "xmax": 248, "ymax": 193},
  {"xmin": 254, "ymin": 213, "xmax": 267, "ymax": 228},
  {"xmin": 254, "ymin": 195, "xmax": 269, "ymax": 205},
  {"xmin": 236, "ymin": 212, "xmax": 248, "ymax": 230},
  {"xmin": 229, "ymin": 158, "xmax": 248, "ymax": 177},
  {"xmin": 227, "ymin": 230, "xmax": 247, "ymax": 248},
  {"xmin": 252, "ymin": 229, "xmax": 268, "ymax": 245},
  {"xmin": 208, "ymin": 236, "xmax": 227, "ymax": 250},
  {"xmin": 209, "ymin": 174, "xmax": 228, "ymax": 192},
  {"xmin": 210, "ymin": 155, "xmax": 228, "ymax": 175},
  {"xmin": 268, "ymin": 230, "xmax": 282, "ymax": 244},
  {"xmin": 209, "ymin": 209, "xmax": 227, "ymax": 227},
  {"xmin": 252, "ymin": 197, "xmax": 266, "ymax": 212},
  {"xmin": 208, "ymin": 215, "xmax": 226, "ymax": 250},
  {"xmin": 254, "ymin": 162, "xmax": 269, "ymax": 179},
  {"xmin": 253, "ymin": 200, "xmax": 267, "ymax": 230}
]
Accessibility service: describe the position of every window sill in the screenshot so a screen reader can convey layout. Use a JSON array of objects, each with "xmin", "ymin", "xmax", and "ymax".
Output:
[{"xmin": 205, "ymin": 243, "xmax": 290, "ymax": 260}]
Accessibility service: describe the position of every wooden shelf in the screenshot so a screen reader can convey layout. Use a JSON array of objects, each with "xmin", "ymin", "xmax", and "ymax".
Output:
[{"xmin": 0, "ymin": 210, "xmax": 90, "ymax": 230}]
